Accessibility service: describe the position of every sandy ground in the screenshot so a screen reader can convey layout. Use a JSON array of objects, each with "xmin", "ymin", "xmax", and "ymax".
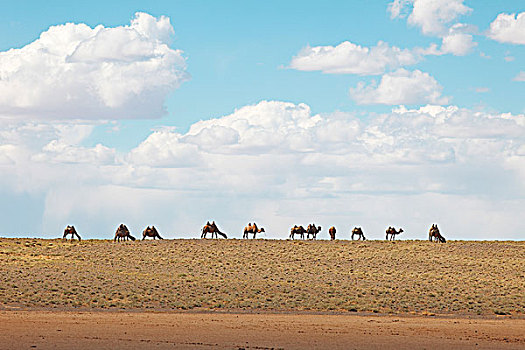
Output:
[{"xmin": 0, "ymin": 311, "xmax": 523, "ymax": 350}]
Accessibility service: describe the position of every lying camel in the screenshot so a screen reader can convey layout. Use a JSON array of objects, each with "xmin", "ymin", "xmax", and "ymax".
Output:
[
  {"xmin": 201, "ymin": 221, "xmax": 227, "ymax": 239},
  {"xmin": 289, "ymin": 225, "xmax": 306, "ymax": 240},
  {"xmin": 329, "ymin": 226, "xmax": 336, "ymax": 240},
  {"xmin": 63, "ymin": 225, "xmax": 81, "ymax": 241},
  {"xmin": 243, "ymin": 223, "xmax": 265, "ymax": 239},
  {"xmin": 114, "ymin": 224, "xmax": 135, "ymax": 242},
  {"xmin": 429, "ymin": 224, "xmax": 446, "ymax": 243},
  {"xmin": 306, "ymin": 224, "xmax": 321, "ymax": 240},
  {"xmin": 386, "ymin": 226, "xmax": 403, "ymax": 241},
  {"xmin": 142, "ymin": 226, "xmax": 162, "ymax": 240},
  {"xmin": 351, "ymin": 227, "xmax": 366, "ymax": 240}
]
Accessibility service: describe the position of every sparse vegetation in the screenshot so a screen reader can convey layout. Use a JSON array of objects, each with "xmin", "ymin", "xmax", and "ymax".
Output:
[{"xmin": 0, "ymin": 238, "xmax": 523, "ymax": 315}]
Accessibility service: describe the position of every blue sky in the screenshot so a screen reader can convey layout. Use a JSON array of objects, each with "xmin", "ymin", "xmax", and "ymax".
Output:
[{"xmin": 0, "ymin": 1, "xmax": 524, "ymax": 239}]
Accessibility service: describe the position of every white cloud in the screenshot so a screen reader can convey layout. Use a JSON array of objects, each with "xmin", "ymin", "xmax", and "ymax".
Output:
[
  {"xmin": 289, "ymin": 41, "xmax": 419, "ymax": 75},
  {"xmin": 487, "ymin": 12, "xmax": 525, "ymax": 45},
  {"xmin": 289, "ymin": 21, "xmax": 476, "ymax": 77},
  {"xmin": 439, "ymin": 23, "xmax": 477, "ymax": 56},
  {"xmin": 349, "ymin": 69, "xmax": 449, "ymax": 105},
  {"xmin": 389, "ymin": 0, "xmax": 472, "ymax": 36},
  {"xmin": 514, "ymin": 72, "xmax": 525, "ymax": 82},
  {"xmin": 0, "ymin": 12, "xmax": 188, "ymax": 120},
  {"xmin": 440, "ymin": 32, "xmax": 475, "ymax": 55},
  {"xmin": 2, "ymin": 101, "xmax": 525, "ymax": 240}
]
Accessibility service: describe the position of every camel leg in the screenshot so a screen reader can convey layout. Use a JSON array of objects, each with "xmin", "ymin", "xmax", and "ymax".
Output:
[
  {"xmin": 253, "ymin": 232, "xmax": 256, "ymax": 239},
  {"xmin": 157, "ymin": 234, "xmax": 163, "ymax": 240},
  {"xmin": 74, "ymin": 233, "xmax": 81, "ymax": 241}
]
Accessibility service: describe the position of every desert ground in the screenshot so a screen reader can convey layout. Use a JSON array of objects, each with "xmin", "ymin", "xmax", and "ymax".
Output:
[{"xmin": 1, "ymin": 238, "xmax": 523, "ymax": 348}]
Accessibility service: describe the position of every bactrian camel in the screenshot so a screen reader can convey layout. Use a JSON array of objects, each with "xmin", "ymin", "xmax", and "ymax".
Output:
[
  {"xmin": 386, "ymin": 226, "xmax": 403, "ymax": 241},
  {"xmin": 289, "ymin": 225, "xmax": 306, "ymax": 240},
  {"xmin": 429, "ymin": 224, "xmax": 446, "ymax": 243},
  {"xmin": 306, "ymin": 224, "xmax": 321, "ymax": 240},
  {"xmin": 63, "ymin": 225, "xmax": 81, "ymax": 241},
  {"xmin": 243, "ymin": 223, "xmax": 265, "ymax": 239},
  {"xmin": 142, "ymin": 226, "xmax": 162, "ymax": 240},
  {"xmin": 114, "ymin": 224, "xmax": 135, "ymax": 242},
  {"xmin": 351, "ymin": 227, "xmax": 366, "ymax": 240},
  {"xmin": 329, "ymin": 226, "xmax": 336, "ymax": 240},
  {"xmin": 201, "ymin": 221, "xmax": 227, "ymax": 239}
]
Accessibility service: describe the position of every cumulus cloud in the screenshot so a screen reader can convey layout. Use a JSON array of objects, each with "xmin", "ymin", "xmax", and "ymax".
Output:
[
  {"xmin": 487, "ymin": 12, "xmax": 525, "ymax": 45},
  {"xmin": 0, "ymin": 12, "xmax": 188, "ymax": 120},
  {"xmin": 514, "ymin": 72, "xmax": 525, "ymax": 82},
  {"xmin": 439, "ymin": 23, "xmax": 477, "ymax": 55},
  {"xmin": 389, "ymin": 0, "xmax": 472, "ymax": 36},
  {"xmin": 2, "ymin": 101, "xmax": 525, "ymax": 239},
  {"xmin": 349, "ymin": 69, "xmax": 449, "ymax": 105},
  {"xmin": 387, "ymin": 0, "xmax": 476, "ymax": 56},
  {"xmin": 289, "ymin": 21, "xmax": 476, "ymax": 78},
  {"xmin": 289, "ymin": 41, "xmax": 420, "ymax": 75}
]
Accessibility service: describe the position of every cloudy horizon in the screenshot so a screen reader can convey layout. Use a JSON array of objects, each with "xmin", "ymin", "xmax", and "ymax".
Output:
[{"xmin": 1, "ymin": 1, "xmax": 524, "ymax": 240}]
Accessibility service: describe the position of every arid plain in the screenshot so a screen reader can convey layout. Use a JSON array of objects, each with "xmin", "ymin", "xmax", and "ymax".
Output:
[{"xmin": 1, "ymin": 238, "xmax": 524, "ymax": 349}]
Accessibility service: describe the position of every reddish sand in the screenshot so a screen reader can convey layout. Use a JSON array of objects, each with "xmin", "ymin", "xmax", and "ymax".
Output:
[{"xmin": 0, "ymin": 311, "xmax": 523, "ymax": 349}]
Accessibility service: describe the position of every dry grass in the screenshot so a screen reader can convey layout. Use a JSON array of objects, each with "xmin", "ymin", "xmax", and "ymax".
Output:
[{"xmin": 0, "ymin": 238, "xmax": 523, "ymax": 316}]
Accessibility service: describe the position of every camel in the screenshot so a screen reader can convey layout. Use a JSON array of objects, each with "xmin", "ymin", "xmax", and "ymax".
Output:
[
  {"xmin": 386, "ymin": 226, "xmax": 403, "ymax": 241},
  {"xmin": 429, "ymin": 224, "xmax": 446, "ymax": 243},
  {"xmin": 142, "ymin": 226, "xmax": 162, "ymax": 240},
  {"xmin": 329, "ymin": 226, "xmax": 336, "ymax": 240},
  {"xmin": 243, "ymin": 223, "xmax": 265, "ymax": 239},
  {"xmin": 114, "ymin": 224, "xmax": 135, "ymax": 242},
  {"xmin": 351, "ymin": 227, "xmax": 366, "ymax": 240},
  {"xmin": 201, "ymin": 221, "xmax": 227, "ymax": 239},
  {"xmin": 289, "ymin": 225, "xmax": 306, "ymax": 240},
  {"xmin": 306, "ymin": 224, "xmax": 321, "ymax": 240},
  {"xmin": 63, "ymin": 225, "xmax": 81, "ymax": 241}
]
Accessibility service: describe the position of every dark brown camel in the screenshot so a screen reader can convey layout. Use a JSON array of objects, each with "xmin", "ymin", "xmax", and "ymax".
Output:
[
  {"xmin": 429, "ymin": 224, "xmax": 446, "ymax": 243},
  {"xmin": 63, "ymin": 225, "xmax": 81, "ymax": 241},
  {"xmin": 114, "ymin": 224, "xmax": 135, "ymax": 242},
  {"xmin": 306, "ymin": 224, "xmax": 321, "ymax": 240},
  {"xmin": 386, "ymin": 226, "xmax": 403, "ymax": 241},
  {"xmin": 243, "ymin": 222, "xmax": 265, "ymax": 239},
  {"xmin": 289, "ymin": 225, "xmax": 306, "ymax": 240},
  {"xmin": 329, "ymin": 226, "xmax": 336, "ymax": 240},
  {"xmin": 142, "ymin": 226, "xmax": 162, "ymax": 240},
  {"xmin": 351, "ymin": 227, "xmax": 366, "ymax": 240},
  {"xmin": 201, "ymin": 221, "xmax": 227, "ymax": 239}
]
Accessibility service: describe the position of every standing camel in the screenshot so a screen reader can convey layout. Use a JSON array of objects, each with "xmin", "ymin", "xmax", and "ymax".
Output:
[
  {"xmin": 306, "ymin": 224, "xmax": 321, "ymax": 240},
  {"xmin": 351, "ymin": 227, "xmax": 366, "ymax": 240},
  {"xmin": 328, "ymin": 226, "xmax": 336, "ymax": 240},
  {"xmin": 142, "ymin": 226, "xmax": 163, "ymax": 240},
  {"xmin": 243, "ymin": 223, "xmax": 265, "ymax": 239},
  {"xmin": 289, "ymin": 225, "xmax": 306, "ymax": 240},
  {"xmin": 429, "ymin": 224, "xmax": 446, "ymax": 243},
  {"xmin": 63, "ymin": 225, "xmax": 81, "ymax": 241},
  {"xmin": 114, "ymin": 224, "xmax": 135, "ymax": 242},
  {"xmin": 201, "ymin": 221, "xmax": 227, "ymax": 239},
  {"xmin": 386, "ymin": 226, "xmax": 403, "ymax": 241}
]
